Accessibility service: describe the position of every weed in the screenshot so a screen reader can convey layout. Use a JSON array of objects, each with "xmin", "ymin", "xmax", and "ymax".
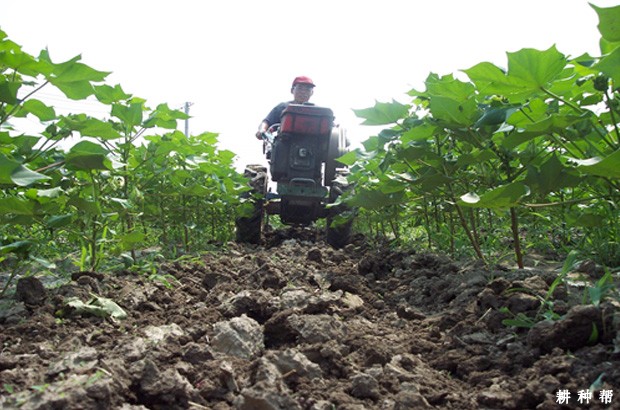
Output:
[
  {"xmin": 501, "ymin": 250, "xmax": 579, "ymax": 328},
  {"xmin": 85, "ymin": 370, "xmax": 105, "ymax": 388},
  {"xmin": 29, "ymin": 384, "xmax": 49, "ymax": 393},
  {"xmin": 583, "ymin": 270, "xmax": 616, "ymax": 307}
]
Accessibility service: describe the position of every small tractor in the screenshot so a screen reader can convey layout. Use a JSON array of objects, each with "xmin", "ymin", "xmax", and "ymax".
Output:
[{"xmin": 235, "ymin": 103, "xmax": 353, "ymax": 248}]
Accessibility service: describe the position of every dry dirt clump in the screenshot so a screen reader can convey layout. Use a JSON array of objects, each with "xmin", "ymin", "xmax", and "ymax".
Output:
[{"xmin": 1, "ymin": 228, "xmax": 618, "ymax": 409}]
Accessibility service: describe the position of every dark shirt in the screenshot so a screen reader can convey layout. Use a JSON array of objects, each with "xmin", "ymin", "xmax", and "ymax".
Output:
[{"xmin": 263, "ymin": 102, "xmax": 290, "ymax": 126}]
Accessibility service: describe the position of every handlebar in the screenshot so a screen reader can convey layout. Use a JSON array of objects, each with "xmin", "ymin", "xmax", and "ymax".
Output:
[
  {"xmin": 260, "ymin": 131, "xmax": 275, "ymax": 144},
  {"xmin": 260, "ymin": 123, "xmax": 279, "ymax": 158},
  {"xmin": 260, "ymin": 123, "xmax": 280, "ymax": 144}
]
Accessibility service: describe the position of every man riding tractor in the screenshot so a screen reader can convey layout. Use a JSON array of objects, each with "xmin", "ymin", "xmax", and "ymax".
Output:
[{"xmin": 236, "ymin": 76, "xmax": 353, "ymax": 248}]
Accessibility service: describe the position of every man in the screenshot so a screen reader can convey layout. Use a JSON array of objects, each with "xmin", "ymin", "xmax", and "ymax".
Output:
[{"xmin": 255, "ymin": 76, "xmax": 315, "ymax": 139}]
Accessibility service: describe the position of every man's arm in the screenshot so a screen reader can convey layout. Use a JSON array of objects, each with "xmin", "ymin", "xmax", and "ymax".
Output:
[
  {"xmin": 255, "ymin": 120, "xmax": 269, "ymax": 139},
  {"xmin": 256, "ymin": 102, "xmax": 288, "ymax": 139}
]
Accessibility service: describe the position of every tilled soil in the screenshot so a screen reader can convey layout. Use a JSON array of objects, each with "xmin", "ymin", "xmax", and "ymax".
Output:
[{"xmin": 1, "ymin": 228, "xmax": 619, "ymax": 409}]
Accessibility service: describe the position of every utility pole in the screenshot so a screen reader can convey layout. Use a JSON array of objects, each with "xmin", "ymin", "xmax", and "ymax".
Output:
[{"xmin": 184, "ymin": 102, "xmax": 193, "ymax": 137}]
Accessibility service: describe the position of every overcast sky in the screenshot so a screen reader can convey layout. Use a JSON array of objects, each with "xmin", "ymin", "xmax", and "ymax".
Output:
[{"xmin": 1, "ymin": 0, "xmax": 617, "ymax": 168}]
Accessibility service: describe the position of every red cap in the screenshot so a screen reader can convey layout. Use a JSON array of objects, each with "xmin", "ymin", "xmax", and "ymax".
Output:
[{"xmin": 292, "ymin": 76, "xmax": 315, "ymax": 87}]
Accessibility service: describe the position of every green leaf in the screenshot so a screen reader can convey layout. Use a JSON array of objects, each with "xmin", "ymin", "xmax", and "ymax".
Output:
[
  {"xmin": 591, "ymin": 3, "xmax": 620, "ymax": 43},
  {"xmin": 62, "ymin": 115, "xmax": 121, "ymax": 140},
  {"xmin": 0, "ymin": 34, "xmax": 46, "ymax": 76},
  {"xmin": 362, "ymin": 136, "xmax": 380, "ymax": 152},
  {"xmin": 8, "ymin": 135, "xmax": 40, "ymax": 157},
  {"xmin": 68, "ymin": 197, "xmax": 101, "ymax": 215},
  {"xmin": 465, "ymin": 46, "xmax": 566, "ymax": 100},
  {"xmin": 597, "ymin": 46, "xmax": 620, "ymax": 87},
  {"xmin": 525, "ymin": 154, "xmax": 572, "ymax": 196},
  {"xmin": 587, "ymin": 271, "xmax": 615, "ymax": 307},
  {"xmin": 3, "ymin": 384, "xmax": 14, "ymax": 394},
  {"xmin": 425, "ymin": 73, "xmax": 475, "ymax": 100},
  {"xmin": 119, "ymin": 231, "xmax": 145, "ymax": 251},
  {"xmin": 11, "ymin": 164, "xmax": 51, "ymax": 186},
  {"xmin": 568, "ymin": 211, "xmax": 605, "ymax": 228},
  {"xmin": 507, "ymin": 46, "xmax": 566, "ymax": 90},
  {"xmin": 336, "ymin": 151, "xmax": 358, "ymax": 166},
  {"xmin": 474, "ymin": 107, "xmax": 518, "ymax": 128},
  {"xmin": 30, "ymin": 384, "xmax": 49, "ymax": 393},
  {"xmin": 499, "ymin": 308, "xmax": 536, "ymax": 328},
  {"xmin": 502, "ymin": 114, "xmax": 585, "ymax": 150},
  {"xmin": 65, "ymin": 140, "xmax": 110, "ymax": 170},
  {"xmin": 347, "ymin": 188, "xmax": 405, "ymax": 210},
  {"xmin": 419, "ymin": 172, "xmax": 452, "ymax": 193},
  {"xmin": 419, "ymin": 74, "xmax": 480, "ymax": 127},
  {"xmin": 143, "ymin": 103, "xmax": 189, "ymax": 129},
  {"xmin": 40, "ymin": 51, "xmax": 110, "ymax": 99},
  {"xmin": 397, "ymin": 144, "xmax": 440, "ymax": 162},
  {"xmin": 574, "ymin": 149, "xmax": 620, "ymax": 179},
  {"xmin": 0, "ymin": 240, "xmax": 34, "ymax": 256},
  {"xmin": 0, "ymin": 153, "xmax": 49, "ymax": 186},
  {"xmin": 401, "ymin": 124, "xmax": 437, "ymax": 143},
  {"xmin": 29, "ymin": 255, "xmax": 56, "ymax": 269},
  {"xmin": 218, "ymin": 149, "xmax": 236, "ymax": 163},
  {"xmin": 353, "ymin": 100, "xmax": 410, "ymax": 125},
  {"xmin": 46, "ymin": 214, "xmax": 74, "ymax": 229},
  {"xmin": 68, "ymin": 139, "xmax": 109, "ymax": 155},
  {"xmin": 20, "ymin": 99, "xmax": 56, "ymax": 121},
  {"xmin": 507, "ymin": 98, "xmax": 548, "ymax": 127},
  {"xmin": 459, "ymin": 182, "xmax": 530, "ymax": 209},
  {"xmin": 112, "ymin": 102, "xmax": 143, "ymax": 128},
  {"xmin": 429, "ymin": 95, "xmax": 478, "ymax": 126},
  {"xmin": 93, "ymin": 84, "xmax": 131, "ymax": 104},
  {"xmin": 196, "ymin": 131, "xmax": 219, "ymax": 145},
  {"xmin": 0, "ymin": 197, "xmax": 36, "ymax": 215},
  {"xmin": 463, "ymin": 62, "xmax": 530, "ymax": 97},
  {"xmin": 380, "ymin": 177, "xmax": 409, "ymax": 194},
  {"xmin": 599, "ymin": 37, "xmax": 620, "ymax": 54},
  {"xmin": 456, "ymin": 149, "xmax": 497, "ymax": 167},
  {"xmin": 589, "ymin": 373, "xmax": 607, "ymax": 392},
  {"xmin": 0, "ymin": 131, "xmax": 10, "ymax": 144},
  {"xmin": 588, "ymin": 322, "xmax": 599, "ymax": 344},
  {"xmin": 0, "ymin": 78, "xmax": 20, "ymax": 104}
]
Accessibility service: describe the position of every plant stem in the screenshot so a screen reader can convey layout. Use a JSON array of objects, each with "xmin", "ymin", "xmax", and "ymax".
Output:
[
  {"xmin": 422, "ymin": 196, "xmax": 433, "ymax": 249},
  {"xmin": 0, "ymin": 267, "xmax": 23, "ymax": 298},
  {"xmin": 0, "ymin": 80, "xmax": 50, "ymax": 125},
  {"xmin": 604, "ymin": 89, "xmax": 620, "ymax": 147},
  {"xmin": 454, "ymin": 200, "xmax": 486, "ymax": 263},
  {"xmin": 541, "ymin": 87, "xmax": 584, "ymax": 114},
  {"xmin": 88, "ymin": 170, "xmax": 100, "ymax": 270},
  {"xmin": 523, "ymin": 195, "xmax": 606, "ymax": 208},
  {"xmin": 449, "ymin": 209, "xmax": 455, "ymax": 257},
  {"xmin": 510, "ymin": 207, "xmax": 524, "ymax": 269},
  {"xmin": 445, "ymin": 180, "xmax": 485, "ymax": 263}
]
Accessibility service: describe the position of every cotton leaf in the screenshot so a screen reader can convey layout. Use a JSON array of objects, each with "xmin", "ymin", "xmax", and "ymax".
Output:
[{"xmin": 353, "ymin": 100, "xmax": 410, "ymax": 125}]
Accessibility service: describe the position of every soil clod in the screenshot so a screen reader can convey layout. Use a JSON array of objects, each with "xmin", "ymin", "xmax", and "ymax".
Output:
[{"xmin": 1, "ymin": 228, "xmax": 618, "ymax": 409}]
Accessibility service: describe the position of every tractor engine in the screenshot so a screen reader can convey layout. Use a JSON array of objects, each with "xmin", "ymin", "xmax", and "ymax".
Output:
[{"xmin": 269, "ymin": 104, "xmax": 334, "ymax": 225}]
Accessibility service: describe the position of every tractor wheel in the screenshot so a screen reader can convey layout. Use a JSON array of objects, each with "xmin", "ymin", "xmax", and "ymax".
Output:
[
  {"xmin": 326, "ymin": 170, "xmax": 354, "ymax": 249},
  {"xmin": 324, "ymin": 126, "xmax": 349, "ymax": 186},
  {"xmin": 235, "ymin": 164, "xmax": 268, "ymax": 244}
]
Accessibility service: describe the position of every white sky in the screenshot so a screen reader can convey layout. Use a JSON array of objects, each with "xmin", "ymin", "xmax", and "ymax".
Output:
[{"xmin": 1, "ymin": 0, "xmax": 618, "ymax": 168}]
